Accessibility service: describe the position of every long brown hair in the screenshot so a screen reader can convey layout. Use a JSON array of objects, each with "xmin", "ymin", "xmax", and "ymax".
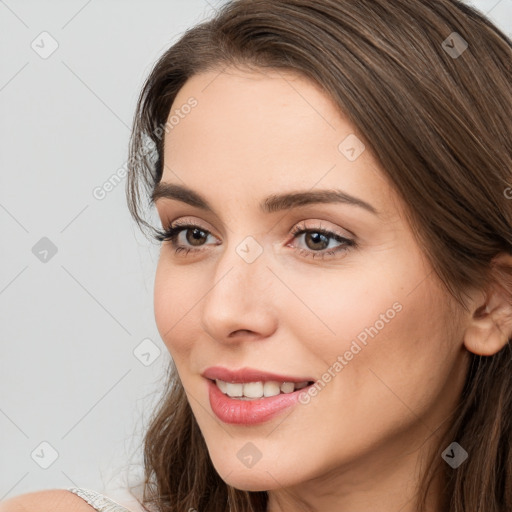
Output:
[{"xmin": 125, "ymin": 1, "xmax": 512, "ymax": 510}]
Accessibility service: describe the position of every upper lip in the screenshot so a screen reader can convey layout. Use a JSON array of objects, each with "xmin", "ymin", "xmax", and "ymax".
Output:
[{"xmin": 202, "ymin": 366, "xmax": 315, "ymax": 384}]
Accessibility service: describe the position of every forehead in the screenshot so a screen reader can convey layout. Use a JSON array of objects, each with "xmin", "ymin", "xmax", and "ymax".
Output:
[
  {"xmin": 162, "ymin": 67, "xmax": 398, "ymax": 221},
  {"xmin": 166, "ymin": 66, "xmax": 349, "ymax": 158}
]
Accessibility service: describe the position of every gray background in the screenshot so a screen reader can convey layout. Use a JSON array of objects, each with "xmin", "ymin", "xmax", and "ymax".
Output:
[{"xmin": 1, "ymin": 0, "xmax": 511, "ymax": 506}]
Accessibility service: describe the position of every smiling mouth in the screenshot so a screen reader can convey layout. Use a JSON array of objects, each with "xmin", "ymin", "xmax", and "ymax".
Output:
[{"xmin": 209, "ymin": 378, "xmax": 315, "ymax": 400}]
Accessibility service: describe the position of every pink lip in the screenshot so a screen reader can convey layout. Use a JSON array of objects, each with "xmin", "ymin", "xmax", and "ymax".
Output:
[
  {"xmin": 201, "ymin": 366, "xmax": 315, "ymax": 384},
  {"xmin": 202, "ymin": 366, "xmax": 316, "ymax": 425},
  {"xmin": 206, "ymin": 379, "xmax": 314, "ymax": 425}
]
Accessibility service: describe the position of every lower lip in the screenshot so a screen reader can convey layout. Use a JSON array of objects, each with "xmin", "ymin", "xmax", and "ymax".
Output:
[{"xmin": 206, "ymin": 379, "xmax": 312, "ymax": 425}]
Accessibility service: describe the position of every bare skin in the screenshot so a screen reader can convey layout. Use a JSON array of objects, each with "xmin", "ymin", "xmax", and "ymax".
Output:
[
  {"xmin": 5, "ymin": 67, "xmax": 511, "ymax": 512},
  {"xmin": 150, "ymin": 66, "xmax": 511, "ymax": 512},
  {"xmin": 0, "ymin": 489, "xmax": 97, "ymax": 511},
  {"xmin": 0, "ymin": 489, "xmax": 145, "ymax": 511}
]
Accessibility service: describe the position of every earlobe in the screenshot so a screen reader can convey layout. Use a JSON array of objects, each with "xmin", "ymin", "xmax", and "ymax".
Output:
[{"xmin": 463, "ymin": 283, "xmax": 512, "ymax": 357}]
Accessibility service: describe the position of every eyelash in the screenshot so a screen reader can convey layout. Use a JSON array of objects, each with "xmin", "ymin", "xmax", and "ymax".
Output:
[{"xmin": 154, "ymin": 219, "xmax": 356, "ymax": 260}]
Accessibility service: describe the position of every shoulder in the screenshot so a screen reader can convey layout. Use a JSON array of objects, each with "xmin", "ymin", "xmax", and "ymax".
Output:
[{"xmin": 0, "ymin": 489, "xmax": 97, "ymax": 512}]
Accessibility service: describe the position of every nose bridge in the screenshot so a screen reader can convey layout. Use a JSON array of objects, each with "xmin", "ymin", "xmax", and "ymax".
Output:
[{"xmin": 200, "ymin": 234, "xmax": 276, "ymax": 340}]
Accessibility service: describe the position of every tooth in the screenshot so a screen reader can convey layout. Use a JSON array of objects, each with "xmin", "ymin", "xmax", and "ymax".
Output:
[
  {"xmin": 280, "ymin": 382, "xmax": 295, "ymax": 393},
  {"xmin": 218, "ymin": 379, "xmax": 309, "ymax": 398},
  {"xmin": 225, "ymin": 382, "xmax": 243, "ymax": 397},
  {"xmin": 263, "ymin": 381, "xmax": 281, "ymax": 397},
  {"xmin": 215, "ymin": 379, "xmax": 228, "ymax": 393},
  {"xmin": 243, "ymin": 381, "xmax": 264, "ymax": 398}
]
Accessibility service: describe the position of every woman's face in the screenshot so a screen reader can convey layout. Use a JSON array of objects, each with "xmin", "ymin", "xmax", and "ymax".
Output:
[{"xmin": 153, "ymin": 67, "xmax": 471, "ymax": 507}]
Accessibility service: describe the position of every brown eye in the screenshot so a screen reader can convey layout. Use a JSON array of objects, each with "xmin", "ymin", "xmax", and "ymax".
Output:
[
  {"xmin": 186, "ymin": 228, "xmax": 209, "ymax": 246},
  {"xmin": 154, "ymin": 222, "xmax": 217, "ymax": 252},
  {"xmin": 289, "ymin": 223, "xmax": 356, "ymax": 260},
  {"xmin": 304, "ymin": 232, "xmax": 330, "ymax": 251}
]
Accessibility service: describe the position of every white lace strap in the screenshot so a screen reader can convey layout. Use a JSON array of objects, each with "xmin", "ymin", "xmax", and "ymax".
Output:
[{"xmin": 66, "ymin": 487, "xmax": 132, "ymax": 512}]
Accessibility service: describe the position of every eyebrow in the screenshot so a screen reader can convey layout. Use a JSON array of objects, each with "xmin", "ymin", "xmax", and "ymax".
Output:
[{"xmin": 151, "ymin": 182, "xmax": 379, "ymax": 216}]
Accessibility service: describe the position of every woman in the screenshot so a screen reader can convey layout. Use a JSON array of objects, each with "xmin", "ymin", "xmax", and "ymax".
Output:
[{"xmin": 3, "ymin": 0, "xmax": 511, "ymax": 511}]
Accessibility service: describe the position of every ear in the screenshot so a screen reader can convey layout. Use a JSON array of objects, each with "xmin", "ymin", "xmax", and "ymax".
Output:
[{"xmin": 463, "ymin": 253, "xmax": 512, "ymax": 356}]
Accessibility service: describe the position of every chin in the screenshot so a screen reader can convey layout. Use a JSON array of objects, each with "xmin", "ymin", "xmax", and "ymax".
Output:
[
  {"xmin": 210, "ymin": 455, "xmax": 303, "ymax": 492},
  {"xmin": 219, "ymin": 471, "xmax": 281, "ymax": 492}
]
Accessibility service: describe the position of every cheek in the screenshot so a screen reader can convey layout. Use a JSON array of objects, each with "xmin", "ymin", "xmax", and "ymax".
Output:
[
  {"xmin": 320, "ymin": 285, "xmax": 457, "ymax": 433},
  {"xmin": 282, "ymin": 262, "xmax": 406, "ymax": 361},
  {"xmin": 153, "ymin": 259, "xmax": 196, "ymax": 357},
  {"xmin": 303, "ymin": 251, "xmax": 441, "ymax": 373},
  {"xmin": 291, "ymin": 262, "xmax": 455, "ymax": 416}
]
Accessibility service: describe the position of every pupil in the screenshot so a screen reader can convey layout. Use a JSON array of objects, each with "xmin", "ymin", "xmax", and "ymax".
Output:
[
  {"xmin": 187, "ymin": 228, "xmax": 206, "ymax": 246},
  {"xmin": 306, "ymin": 232, "xmax": 328, "ymax": 250}
]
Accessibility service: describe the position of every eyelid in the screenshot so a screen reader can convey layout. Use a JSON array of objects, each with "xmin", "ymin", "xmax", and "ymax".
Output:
[
  {"xmin": 160, "ymin": 216, "xmax": 218, "ymax": 237},
  {"xmin": 157, "ymin": 217, "xmax": 354, "ymax": 243},
  {"xmin": 168, "ymin": 217, "xmax": 212, "ymax": 232},
  {"xmin": 156, "ymin": 216, "xmax": 356, "ymax": 263},
  {"xmin": 161, "ymin": 216, "xmax": 352, "ymax": 240},
  {"xmin": 288, "ymin": 219, "xmax": 354, "ymax": 241}
]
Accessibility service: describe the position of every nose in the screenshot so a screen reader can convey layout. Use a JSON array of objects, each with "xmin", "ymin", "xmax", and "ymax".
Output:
[{"xmin": 200, "ymin": 241, "xmax": 278, "ymax": 345}]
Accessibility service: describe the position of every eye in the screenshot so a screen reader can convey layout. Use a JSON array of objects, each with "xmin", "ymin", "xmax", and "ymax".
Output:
[
  {"xmin": 154, "ymin": 219, "xmax": 356, "ymax": 260},
  {"xmin": 287, "ymin": 221, "xmax": 356, "ymax": 260},
  {"xmin": 154, "ymin": 220, "xmax": 219, "ymax": 256}
]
